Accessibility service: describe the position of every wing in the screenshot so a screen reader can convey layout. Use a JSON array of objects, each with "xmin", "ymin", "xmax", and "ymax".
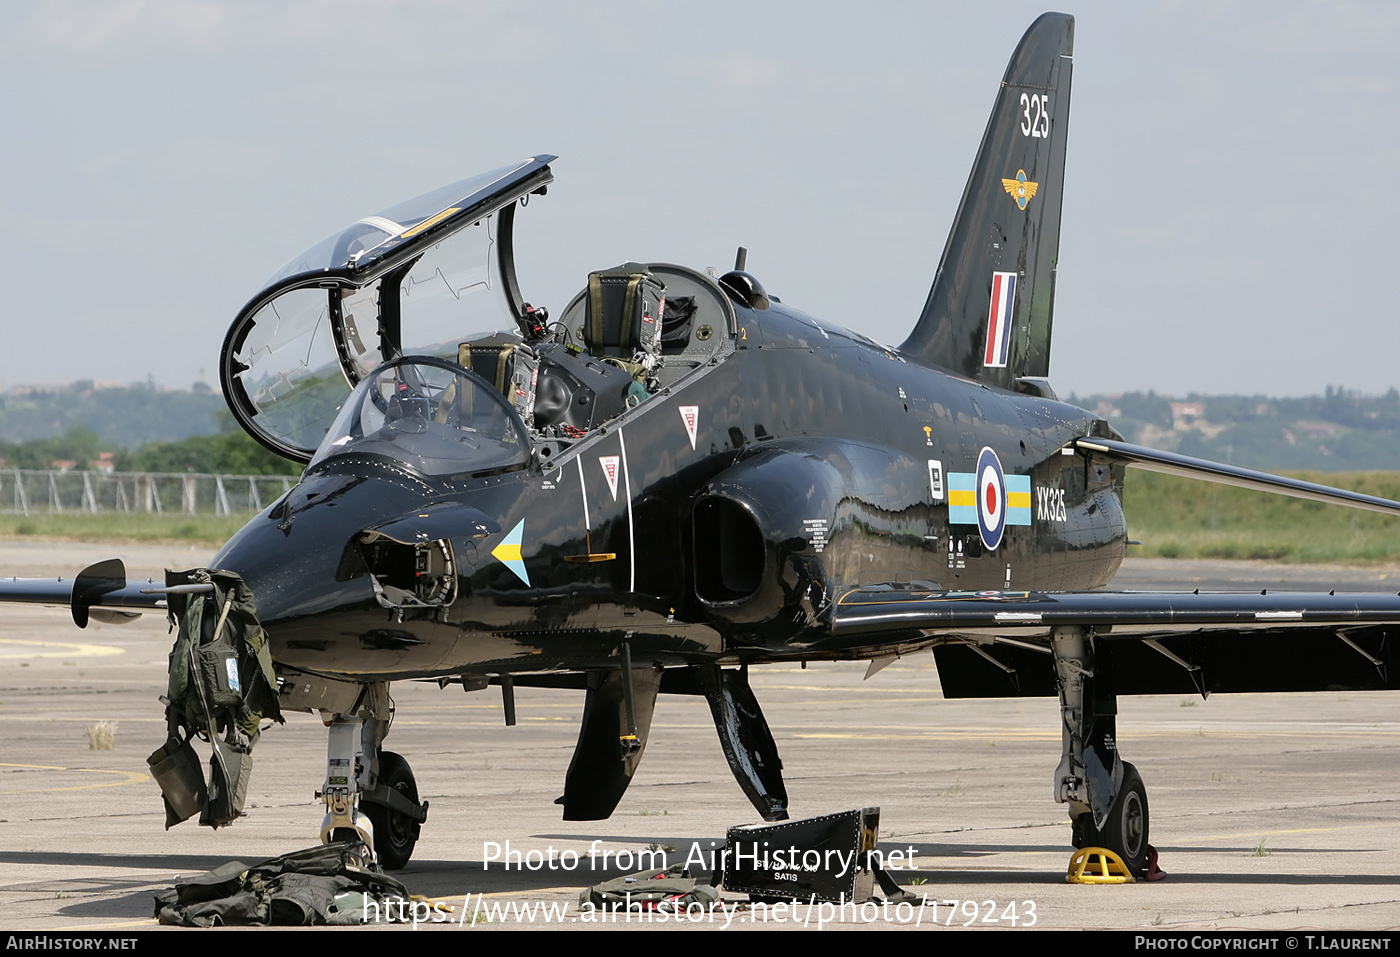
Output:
[
  {"xmin": 829, "ymin": 585, "xmax": 1400, "ymax": 697},
  {"xmin": 0, "ymin": 559, "xmax": 170, "ymax": 626},
  {"xmin": 833, "ymin": 586, "xmax": 1400, "ymax": 638}
]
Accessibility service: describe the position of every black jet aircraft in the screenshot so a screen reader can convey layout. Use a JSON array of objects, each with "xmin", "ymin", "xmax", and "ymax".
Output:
[{"xmin": 7, "ymin": 12, "xmax": 1400, "ymax": 877}]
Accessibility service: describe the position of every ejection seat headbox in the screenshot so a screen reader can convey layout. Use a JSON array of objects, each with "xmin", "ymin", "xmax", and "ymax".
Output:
[{"xmin": 584, "ymin": 263, "xmax": 665, "ymax": 359}]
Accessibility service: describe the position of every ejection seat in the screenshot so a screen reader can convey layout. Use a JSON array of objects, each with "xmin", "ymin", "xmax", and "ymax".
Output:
[
  {"xmin": 456, "ymin": 334, "xmax": 538, "ymax": 429},
  {"xmin": 580, "ymin": 263, "xmax": 664, "ymax": 362}
]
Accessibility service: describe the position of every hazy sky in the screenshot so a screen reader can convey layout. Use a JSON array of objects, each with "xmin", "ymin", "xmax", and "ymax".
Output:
[{"xmin": 3, "ymin": 0, "xmax": 1397, "ymax": 398}]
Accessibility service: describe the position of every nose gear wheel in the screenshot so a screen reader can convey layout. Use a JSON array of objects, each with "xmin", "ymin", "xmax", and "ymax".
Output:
[{"xmin": 364, "ymin": 751, "xmax": 423, "ymax": 870}]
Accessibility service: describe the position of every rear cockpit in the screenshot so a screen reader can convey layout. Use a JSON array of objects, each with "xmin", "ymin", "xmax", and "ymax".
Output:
[
  {"xmin": 220, "ymin": 156, "xmax": 737, "ymax": 476},
  {"xmin": 464, "ymin": 262, "xmax": 737, "ymax": 441}
]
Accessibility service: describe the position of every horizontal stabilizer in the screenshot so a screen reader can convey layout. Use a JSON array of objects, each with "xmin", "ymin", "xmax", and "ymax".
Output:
[{"xmin": 1075, "ymin": 437, "xmax": 1400, "ymax": 516}]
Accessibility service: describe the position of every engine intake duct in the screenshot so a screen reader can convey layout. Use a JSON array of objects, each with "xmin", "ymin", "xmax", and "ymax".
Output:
[
  {"xmin": 692, "ymin": 496, "xmax": 764, "ymax": 604},
  {"xmin": 691, "ymin": 445, "xmax": 851, "ymax": 628}
]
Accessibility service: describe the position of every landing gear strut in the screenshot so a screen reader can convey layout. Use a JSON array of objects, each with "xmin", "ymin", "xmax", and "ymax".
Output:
[
  {"xmin": 318, "ymin": 682, "xmax": 428, "ymax": 870},
  {"xmin": 1051, "ymin": 626, "xmax": 1151, "ymax": 876}
]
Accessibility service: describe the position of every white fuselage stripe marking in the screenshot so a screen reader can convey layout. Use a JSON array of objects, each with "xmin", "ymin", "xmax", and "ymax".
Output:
[
  {"xmin": 576, "ymin": 457, "xmax": 591, "ymax": 534},
  {"xmin": 619, "ymin": 428, "xmax": 635, "ymax": 594}
]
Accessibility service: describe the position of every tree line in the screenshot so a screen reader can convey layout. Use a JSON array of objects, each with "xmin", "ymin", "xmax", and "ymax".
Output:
[{"xmin": 0, "ymin": 421, "xmax": 301, "ymax": 476}]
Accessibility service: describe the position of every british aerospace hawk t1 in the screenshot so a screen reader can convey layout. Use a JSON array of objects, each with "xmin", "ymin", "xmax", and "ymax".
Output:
[{"xmin": 6, "ymin": 12, "xmax": 1400, "ymax": 878}]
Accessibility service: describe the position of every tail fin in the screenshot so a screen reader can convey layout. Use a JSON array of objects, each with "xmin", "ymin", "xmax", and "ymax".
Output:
[{"xmin": 901, "ymin": 13, "xmax": 1073, "ymax": 389}]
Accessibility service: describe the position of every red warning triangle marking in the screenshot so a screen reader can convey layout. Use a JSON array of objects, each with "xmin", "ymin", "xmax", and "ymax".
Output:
[
  {"xmin": 679, "ymin": 406, "xmax": 699, "ymax": 450},
  {"xmin": 599, "ymin": 455, "xmax": 620, "ymax": 500}
]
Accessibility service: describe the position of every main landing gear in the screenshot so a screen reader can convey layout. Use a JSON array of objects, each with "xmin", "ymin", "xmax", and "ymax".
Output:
[
  {"xmin": 1051, "ymin": 625, "xmax": 1152, "ymax": 877},
  {"xmin": 318, "ymin": 682, "xmax": 429, "ymax": 870}
]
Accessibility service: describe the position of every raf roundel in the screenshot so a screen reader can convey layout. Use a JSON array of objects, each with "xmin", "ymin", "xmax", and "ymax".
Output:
[{"xmin": 976, "ymin": 446, "xmax": 1008, "ymax": 551}]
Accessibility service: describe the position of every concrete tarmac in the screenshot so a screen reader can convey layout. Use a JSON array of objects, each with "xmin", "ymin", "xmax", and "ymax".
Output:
[{"xmin": 1, "ymin": 541, "xmax": 1398, "ymax": 931}]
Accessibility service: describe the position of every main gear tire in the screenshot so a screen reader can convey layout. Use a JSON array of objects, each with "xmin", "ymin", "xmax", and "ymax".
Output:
[
  {"xmin": 1068, "ymin": 762, "xmax": 1150, "ymax": 876},
  {"xmin": 1100, "ymin": 761, "xmax": 1149, "ymax": 875},
  {"xmin": 365, "ymin": 751, "xmax": 420, "ymax": 870}
]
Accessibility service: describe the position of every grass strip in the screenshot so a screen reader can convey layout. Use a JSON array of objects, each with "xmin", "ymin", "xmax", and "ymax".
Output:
[
  {"xmin": 1124, "ymin": 470, "xmax": 1400, "ymax": 563},
  {"xmin": 0, "ymin": 513, "xmax": 251, "ymax": 546}
]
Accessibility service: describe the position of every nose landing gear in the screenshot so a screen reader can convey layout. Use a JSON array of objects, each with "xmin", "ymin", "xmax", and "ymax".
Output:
[{"xmin": 317, "ymin": 682, "xmax": 428, "ymax": 870}]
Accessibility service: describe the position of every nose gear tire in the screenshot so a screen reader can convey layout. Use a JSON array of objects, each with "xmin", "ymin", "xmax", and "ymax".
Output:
[{"xmin": 365, "ymin": 751, "xmax": 420, "ymax": 870}]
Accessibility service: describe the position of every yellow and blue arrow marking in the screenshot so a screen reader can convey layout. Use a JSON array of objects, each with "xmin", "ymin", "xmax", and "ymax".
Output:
[{"xmin": 491, "ymin": 519, "xmax": 530, "ymax": 585}]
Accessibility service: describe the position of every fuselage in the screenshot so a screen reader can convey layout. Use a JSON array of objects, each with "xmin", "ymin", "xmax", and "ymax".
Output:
[{"xmin": 212, "ymin": 294, "xmax": 1126, "ymax": 682}]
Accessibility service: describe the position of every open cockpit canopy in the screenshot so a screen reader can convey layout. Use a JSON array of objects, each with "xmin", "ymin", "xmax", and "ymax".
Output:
[
  {"xmin": 221, "ymin": 155, "xmax": 741, "ymax": 477},
  {"xmin": 220, "ymin": 156, "xmax": 554, "ymax": 462}
]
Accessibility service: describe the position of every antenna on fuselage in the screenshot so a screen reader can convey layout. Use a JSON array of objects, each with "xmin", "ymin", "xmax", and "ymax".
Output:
[{"xmin": 734, "ymin": 246, "xmax": 747, "ymax": 271}]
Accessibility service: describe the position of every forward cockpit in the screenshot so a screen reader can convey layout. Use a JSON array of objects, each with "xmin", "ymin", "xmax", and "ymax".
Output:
[{"xmin": 221, "ymin": 155, "xmax": 738, "ymax": 477}]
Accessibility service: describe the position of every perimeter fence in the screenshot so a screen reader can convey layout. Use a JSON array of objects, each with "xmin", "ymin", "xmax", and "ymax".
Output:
[{"xmin": 0, "ymin": 470, "xmax": 296, "ymax": 517}]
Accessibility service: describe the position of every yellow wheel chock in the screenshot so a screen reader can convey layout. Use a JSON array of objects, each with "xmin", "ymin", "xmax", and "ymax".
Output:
[{"xmin": 1066, "ymin": 847, "xmax": 1136, "ymax": 884}]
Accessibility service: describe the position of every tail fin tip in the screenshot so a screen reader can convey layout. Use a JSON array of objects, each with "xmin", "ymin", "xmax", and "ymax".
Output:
[{"xmin": 902, "ymin": 13, "xmax": 1075, "ymax": 389}]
